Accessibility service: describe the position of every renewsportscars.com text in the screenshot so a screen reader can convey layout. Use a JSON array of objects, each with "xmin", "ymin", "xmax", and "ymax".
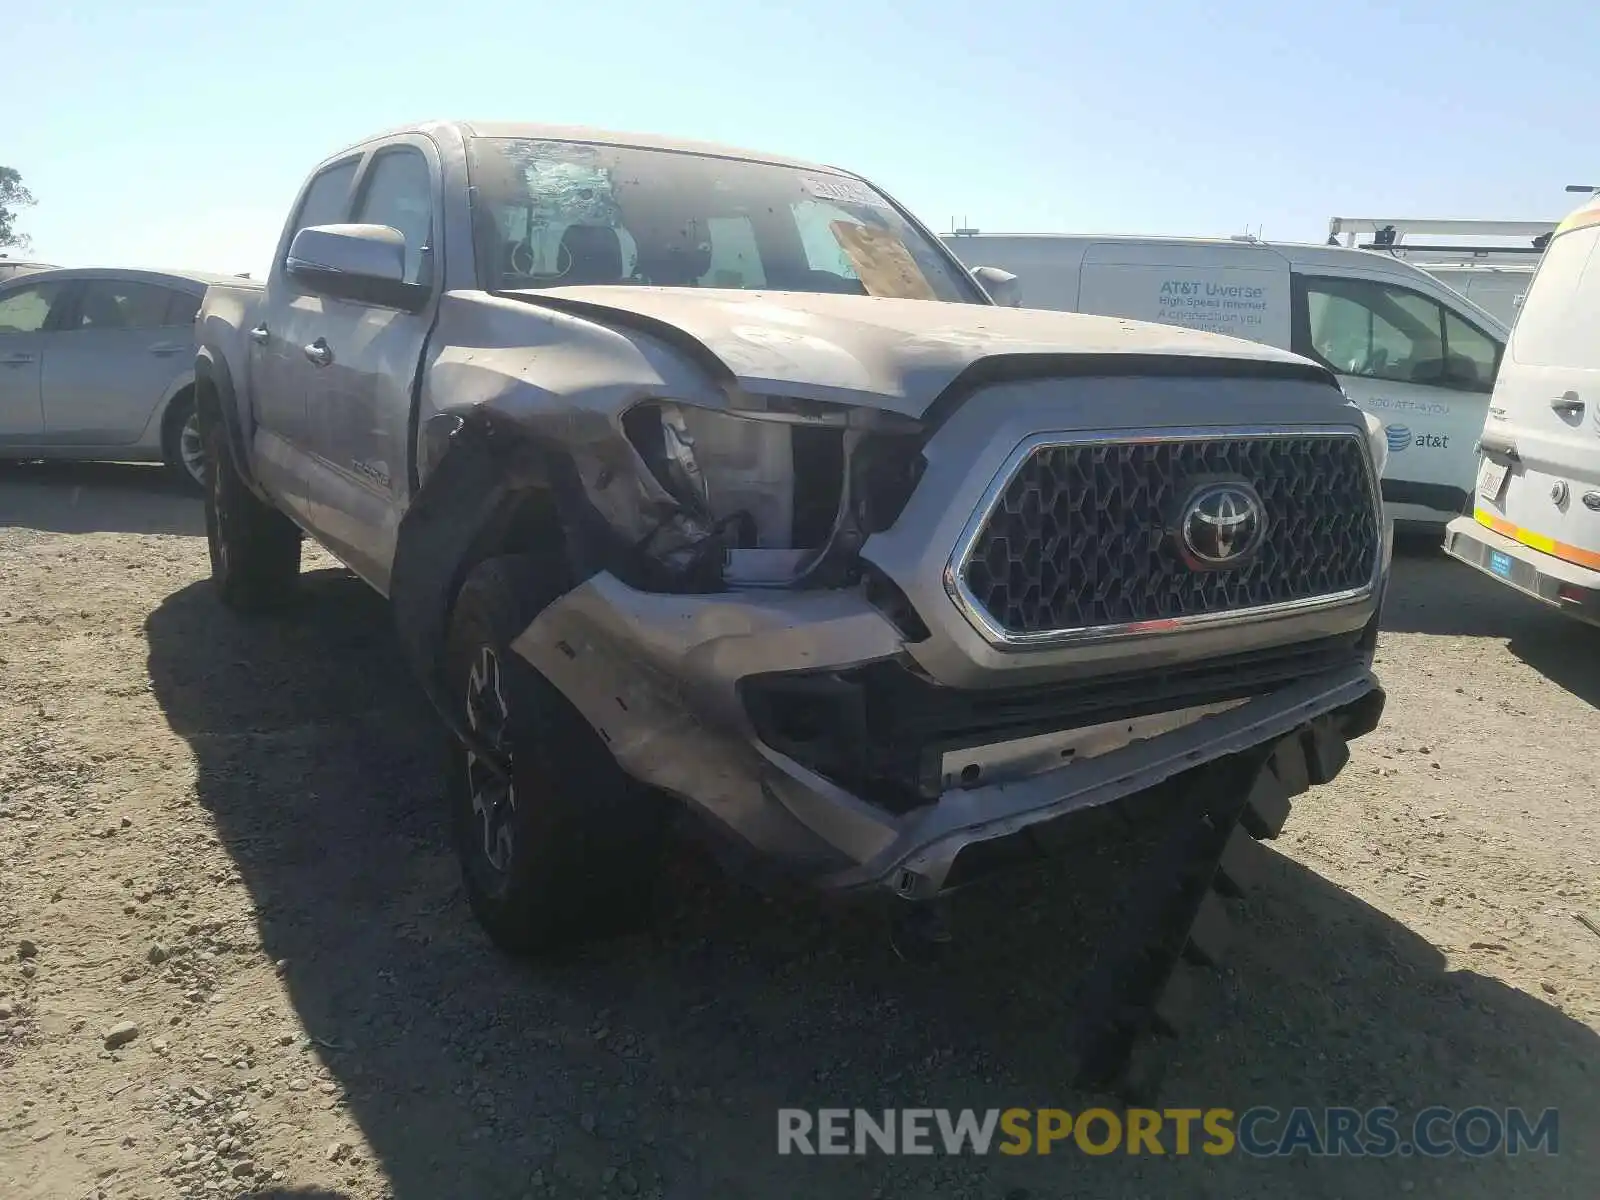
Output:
[{"xmin": 777, "ymin": 1106, "xmax": 1559, "ymax": 1158}]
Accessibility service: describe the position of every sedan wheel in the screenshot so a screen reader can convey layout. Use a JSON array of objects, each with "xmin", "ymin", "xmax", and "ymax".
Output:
[
  {"xmin": 178, "ymin": 408, "xmax": 207, "ymax": 487},
  {"xmin": 163, "ymin": 394, "xmax": 209, "ymax": 491}
]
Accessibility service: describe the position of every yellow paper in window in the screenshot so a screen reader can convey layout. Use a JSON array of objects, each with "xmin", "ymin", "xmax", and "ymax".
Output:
[{"xmin": 829, "ymin": 221, "xmax": 938, "ymax": 301}]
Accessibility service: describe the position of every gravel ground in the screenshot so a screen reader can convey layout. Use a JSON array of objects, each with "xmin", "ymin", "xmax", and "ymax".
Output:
[{"xmin": 1, "ymin": 460, "xmax": 1597, "ymax": 1200}]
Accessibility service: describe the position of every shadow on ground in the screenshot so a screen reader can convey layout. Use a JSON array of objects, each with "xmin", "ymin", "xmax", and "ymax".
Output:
[
  {"xmin": 1382, "ymin": 544, "xmax": 1600, "ymax": 708},
  {"xmin": 143, "ymin": 571, "xmax": 1598, "ymax": 1199},
  {"xmin": 0, "ymin": 461, "xmax": 202, "ymax": 536}
]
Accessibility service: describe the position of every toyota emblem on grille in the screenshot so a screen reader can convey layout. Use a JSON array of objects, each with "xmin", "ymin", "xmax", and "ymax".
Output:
[{"xmin": 1180, "ymin": 482, "xmax": 1266, "ymax": 568}]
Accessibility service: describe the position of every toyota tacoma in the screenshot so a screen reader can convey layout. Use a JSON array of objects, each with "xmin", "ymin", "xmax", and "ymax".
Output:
[{"xmin": 193, "ymin": 121, "xmax": 1392, "ymax": 1089}]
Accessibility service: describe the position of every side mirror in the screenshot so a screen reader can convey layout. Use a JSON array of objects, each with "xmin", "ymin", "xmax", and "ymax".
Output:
[
  {"xmin": 286, "ymin": 224, "xmax": 427, "ymax": 311},
  {"xmin": 970, "ymin": 265, "xmax": 1021, "ymax": 308}
]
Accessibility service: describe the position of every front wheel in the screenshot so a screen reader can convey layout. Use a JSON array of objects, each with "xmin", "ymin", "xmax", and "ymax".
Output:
[{"xmin": 443, "ymin": 555, "xmax": 670, "ymax": 957}]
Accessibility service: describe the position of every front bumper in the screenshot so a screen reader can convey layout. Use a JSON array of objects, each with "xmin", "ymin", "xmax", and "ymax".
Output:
[
  {"xmin": 508, "ymin": 384, "xmax": 1388, "ymax": 898},
  {"xmin": 512, "ymin": 572, "xmax": 1383, "ymax": 897},
  {"xmin": 1443, "ymin": 515, "xmax": 1600, "ymax": 626}
]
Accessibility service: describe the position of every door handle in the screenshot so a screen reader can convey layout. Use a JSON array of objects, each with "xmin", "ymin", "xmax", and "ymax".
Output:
[
  {"xmin": 148, "ymin": 342, "xmax": 186, "ymax": 357},
  {"xmin": 1, "ymin": 353, "xmax": 34, "ymax": 366},
  {"xmin": 248, "ymin": 324, "xmax": 269, "ymax": 344},
  {"xmin": 303, "ymin": 338, "xmax": 333, "ymax": 367},
  {"xmin": 1551, "ymin": 391, "xmax": 1584, "ymax": 417}
]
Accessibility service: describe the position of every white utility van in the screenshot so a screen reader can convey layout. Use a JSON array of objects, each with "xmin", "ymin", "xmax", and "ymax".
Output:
[
  {"xmin": 1414, "ymin": 264, "xmax": 1536, "ymax": 329},
  {"xmin": 1443, "ymin": 194, "xmax": 1600, "ymax": 626},
  {"xmin": 1325, "ymin": 217, "xmax": 1553, "ymax": 329},
  {"xmin": 945, "ymin": 232, "xmax": 1511, "ymax": 529}
]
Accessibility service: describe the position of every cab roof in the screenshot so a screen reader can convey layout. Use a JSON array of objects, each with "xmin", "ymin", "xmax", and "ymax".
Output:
[
  {"xmin": 343, "ymin": 119, "xmax": 849, "ymax": 176},
  {"xmin": 1, "ymin": 266, "xmax": 248, "ymax": 290}
]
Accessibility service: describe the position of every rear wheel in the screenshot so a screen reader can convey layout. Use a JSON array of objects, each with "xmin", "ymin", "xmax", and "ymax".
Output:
[
  {"xmin": 201, "ymin": 401, "xmax": 301, "ymax": 611},
  {"xmin": 443, "ymin": 555, "xmax": 670, "ymax": 956},
  {"xmin": 161, "ymin": 391, "xmax": 207, "ymax": 490}
]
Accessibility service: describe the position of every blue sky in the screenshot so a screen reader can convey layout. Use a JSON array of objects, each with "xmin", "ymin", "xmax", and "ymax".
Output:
[{"xmin": 5, "ymin": 0, "xmax": 1593, "ymax": 276}]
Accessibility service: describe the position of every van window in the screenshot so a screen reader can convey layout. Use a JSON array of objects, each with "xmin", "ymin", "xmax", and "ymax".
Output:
[
  {"xmin": 1509, "ymin": 224, "xmax": 1600, "ymax": 370},
  {"xmin": 1299, "ymin": 277, "xmax": 1500, "ymax": 393},
  {"xmin": 1442, "ymin": 310, "xmax": 1502, "ymax": 390}
]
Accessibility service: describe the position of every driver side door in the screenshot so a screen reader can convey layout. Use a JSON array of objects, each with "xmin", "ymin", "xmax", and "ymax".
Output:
[
  {"xmin": 301, "ymin": 138, "xmax": 442, "ymax": 594},
  {"xmin": 249, "ymin": 155, "xmax": 362, "ymax": 529}
]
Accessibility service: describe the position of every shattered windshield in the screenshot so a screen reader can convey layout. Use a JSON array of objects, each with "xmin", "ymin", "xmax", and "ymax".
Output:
[{"xmin": 467, "ymin": 137, "xmax": 982, "ymax": 303}]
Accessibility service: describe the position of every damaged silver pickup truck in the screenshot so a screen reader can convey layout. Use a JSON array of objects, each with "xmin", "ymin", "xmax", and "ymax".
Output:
[{"xmin": 195, "ymin": 120, "xmax": 1392, "ymax": 1087}]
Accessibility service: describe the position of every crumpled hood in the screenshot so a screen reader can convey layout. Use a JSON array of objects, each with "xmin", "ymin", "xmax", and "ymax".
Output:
[{"xmin": 502, "ymin": 285, "xmax": 1330, "ymax": 416}]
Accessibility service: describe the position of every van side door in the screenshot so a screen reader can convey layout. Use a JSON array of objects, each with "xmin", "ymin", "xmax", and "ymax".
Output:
[
  {"xmin": 300, "ymin": 137, "xmax": 443, "ymax": 594},
  {"xmin": 1292, "ymin": 273, "xmax": 1502, "ymax": 524},
  {"xmin": 1078, "ymin": 242, "xmax": 1293, "ymax": 347}
]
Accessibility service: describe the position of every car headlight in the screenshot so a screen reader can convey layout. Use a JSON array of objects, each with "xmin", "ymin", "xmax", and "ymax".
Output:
[
  {"xmin": 622, "ymin": 399, "xmax": 862, "ymax": 576},
  {"xmin": 636, "ymin": 402, "xmax": 800, "ymax": 548},
  {"xmin": 1361, "ymin": 409, "xmax": 1389, "ymax": 478}
]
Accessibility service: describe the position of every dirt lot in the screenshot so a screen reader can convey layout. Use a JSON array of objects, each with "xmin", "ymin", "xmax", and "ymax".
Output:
[{"xmin": 1, "ymin": 461, "xmax": 1597, "ymax": 1200}]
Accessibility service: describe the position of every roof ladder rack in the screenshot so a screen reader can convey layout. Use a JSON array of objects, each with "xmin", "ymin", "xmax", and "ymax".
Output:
[{"xmin": 1326, "ymin": 217, "xmax": 1557, "ymax": 261}]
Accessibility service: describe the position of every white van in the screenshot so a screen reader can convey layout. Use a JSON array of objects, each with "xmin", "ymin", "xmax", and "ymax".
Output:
[
  {"xmin": 1415, "ymin": 263, "xmax": 1536, "ymax": 329},
  {"xmin": 1324, "ymin": 217, "xmax": 1550, "ymax": 329},
  {"xmin": 945, "ymin": 233, "xmax": 1511, "ymax": 529},
  {"xmin": 1442, "ymin": 195, "xmax": 1600, "ymax": 625}
]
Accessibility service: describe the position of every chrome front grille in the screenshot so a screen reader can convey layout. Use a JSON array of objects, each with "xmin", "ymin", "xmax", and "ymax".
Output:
[{"xmin": 953, "ymin": 430, "xmax": 1380, "ymax": 641}]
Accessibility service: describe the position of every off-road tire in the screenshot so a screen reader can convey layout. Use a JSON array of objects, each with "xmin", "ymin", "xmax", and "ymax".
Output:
[
  {"xmin": 200, "ymin": 402, "xmax": 301, "ymax": 611},
  {"xmin": 443, "ymin": 554, "xmax": 671, "ymax": 957}
]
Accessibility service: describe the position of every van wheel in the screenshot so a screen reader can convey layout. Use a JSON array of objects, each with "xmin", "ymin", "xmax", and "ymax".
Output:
[
  {"xmin": 201, "ymin": 403, "xmax": 301, "ymax": 611},
  {"xmin": 443, "ymin": 555, "xmax": 670, "ymax": 957}
]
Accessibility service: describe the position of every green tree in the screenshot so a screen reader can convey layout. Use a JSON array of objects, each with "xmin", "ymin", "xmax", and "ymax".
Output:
[{"xmin": 0, "ymin": 166, "xmax": 36, "ymax": 251}]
